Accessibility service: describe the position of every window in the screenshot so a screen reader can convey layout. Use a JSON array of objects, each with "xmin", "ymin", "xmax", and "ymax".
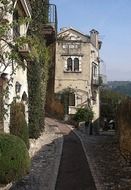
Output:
[
  {"xmin": 92, "ymin": 63, "xmax": 98, "ymax": 77},
  {"xmin": 69, "ymin": 93, "xmax": 75, "ymax": 106},
  {"xmin": 13, "ymin": 10, "xmax": 20, "ymax": 38},
  {"xmin": 67, "ymin": 58, "xmax": 73, "ymax": 71},
  {"xmin": 65, "ymin": 57, "xmax": 81, "ymax": 72},
  {"xmin": 74, "ymin": 58, "xmax": 79, "ymax": 71},
  {"xmin": 92, "ymin": 90, "xmax": 97, "ymax": 104}
]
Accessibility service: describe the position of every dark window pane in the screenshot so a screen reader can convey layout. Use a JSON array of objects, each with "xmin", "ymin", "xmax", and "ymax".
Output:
[
  {"xmin": 92, "ymin": 63, "xmax": 98, "ymax": 77},
  {"xmin": 74, "ymin": 58, "xmax": 79, "ymax": 71},
  {"xmin": 67, "ymin": 58, "xmax": 72, "ymax": 71},
  {"xmin": 69, "ymin": 93, "xmax": 75, "ymax": 106}
]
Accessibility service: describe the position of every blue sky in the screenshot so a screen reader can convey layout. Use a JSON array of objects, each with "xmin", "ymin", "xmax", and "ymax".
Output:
[{"xmin": 51, "ymin": 0, "xmax": 131, "ymax": 81}]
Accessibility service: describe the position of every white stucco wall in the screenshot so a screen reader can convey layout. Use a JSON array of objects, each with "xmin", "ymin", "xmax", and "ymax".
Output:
[
  {"xmin": 4, "ymin": 64, "xmax": 28, "ymax": 133},
  {"xmin": 1, "ymin": 0, "xmax": 30, "ymax": 132}
]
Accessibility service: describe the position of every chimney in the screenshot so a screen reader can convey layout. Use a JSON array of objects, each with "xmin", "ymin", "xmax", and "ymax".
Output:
[{"xmin": 90, "ymin": 29, "xmax": 99, "ymax": 49}]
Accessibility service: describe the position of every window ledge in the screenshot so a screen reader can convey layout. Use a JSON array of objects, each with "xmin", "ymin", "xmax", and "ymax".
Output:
[{"xmin": 64, "ymin": 71, "xmax": 82, "ymax": 73}]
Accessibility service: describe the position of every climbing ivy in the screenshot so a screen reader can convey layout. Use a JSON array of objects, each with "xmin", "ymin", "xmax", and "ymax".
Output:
[{"xmin": 27, "ymin": 0, "xmax": 50, "ymax": 138}]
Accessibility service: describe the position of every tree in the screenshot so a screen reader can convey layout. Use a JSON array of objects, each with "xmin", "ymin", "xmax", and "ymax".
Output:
[
  {"xmin": 74, "ymin": 107, "xmax": 94, "ymax": 123},
  {"xmin": 100, "ymin": 88, "xmax": 125, "ymax": 122}
]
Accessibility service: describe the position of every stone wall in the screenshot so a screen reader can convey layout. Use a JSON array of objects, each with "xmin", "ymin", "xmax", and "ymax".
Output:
[{"xmin": 117, "ymin": 98, "xmax": 131, "ymax": 162}]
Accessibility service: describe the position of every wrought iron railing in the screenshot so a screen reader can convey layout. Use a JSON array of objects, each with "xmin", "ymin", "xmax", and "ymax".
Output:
[
  {"xmin": 44, "ymin": 4, "xmax": 57, "ymax": 33},
  {"xmin": 92, "ymin": 75, "xmax": 107, "ymax": 86},
  {"xmin": 92, "ymin": 75, "xmax": 101, "ymax": 86}
]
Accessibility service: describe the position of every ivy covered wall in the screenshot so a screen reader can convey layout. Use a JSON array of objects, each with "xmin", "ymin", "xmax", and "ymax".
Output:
[{"xmin": 27, "ymin": 0, "xmax": 50, "ymax": 138}]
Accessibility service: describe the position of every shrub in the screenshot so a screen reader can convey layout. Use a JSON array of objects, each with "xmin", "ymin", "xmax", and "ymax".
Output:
[
  {"xmin": 10, "ymin": 102, "xmax": 29, "ymax": 149},
  {"xmin": 0, "ymin": 133, "xmax": 30, "ymax": 184},
  {"xmin": 74, "ymin": 107, "xmax": 94, "ymax": 123}
]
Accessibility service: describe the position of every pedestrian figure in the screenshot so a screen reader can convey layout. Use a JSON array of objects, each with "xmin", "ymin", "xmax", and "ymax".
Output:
[
  {"xmin": 85, "ymin": 121, "xmax": 89, "ymax": 134},
  {"xmin": 85, "ymin": 121, "xmax": 89, "ymax": 127},
  {"xmin": 103, "ymin": 118, "xmax": 108, "ymax": 130},
  {"xmin": 89, "ymin": 122, "xmax": 93, "ymax": 135}
]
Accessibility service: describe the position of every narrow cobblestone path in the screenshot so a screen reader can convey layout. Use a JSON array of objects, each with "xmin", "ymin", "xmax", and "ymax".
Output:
[{"xmin": 55, "ymin": 125, "xmax": 96, "ymax": 190}]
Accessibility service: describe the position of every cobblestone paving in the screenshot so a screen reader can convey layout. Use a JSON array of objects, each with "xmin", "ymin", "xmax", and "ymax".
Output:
[
  {"xmin": 71, "ymin": 127, "xmax": 131, "ymax": 190},
  {"xmin": 1, "ymin": 118, "xmax": 131, "ymax": 190},
  {"xmin": 9, "ymin": 124, "xmax": 63, "ymax": 190}
]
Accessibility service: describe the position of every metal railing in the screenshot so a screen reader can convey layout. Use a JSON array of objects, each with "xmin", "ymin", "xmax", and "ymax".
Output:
[
  {"xmin": 92, "ymin": 75, "xmax": 101, "ymax": 86},
  {"xmin": 44, "ymin": 4, "xmax": 57, "ymax": 33},
  {"xmin": 92, "ymin": 78, "xmax": 99, "ymax": 85}
]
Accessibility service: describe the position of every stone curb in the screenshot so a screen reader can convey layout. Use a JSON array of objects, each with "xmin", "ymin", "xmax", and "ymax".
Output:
[
  {"xmin": 66, "ymin": 124, "xmax": 105, "ymax": 190},
  {"xmin": 49, "ymin": 136, "xmax": 63, "ymax": 190},
  {"xmin": 0, "ymin": 183, "xmax": 12, "ymax": 190}
]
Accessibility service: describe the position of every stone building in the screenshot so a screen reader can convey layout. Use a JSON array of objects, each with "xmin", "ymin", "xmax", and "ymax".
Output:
[
  {"xmin": 0, "ymin": 0, "xmax": 31, "ymax": 132},
  {"xmin": 53, "ymin": 27, "xmax": 102, "ymax": 123}
]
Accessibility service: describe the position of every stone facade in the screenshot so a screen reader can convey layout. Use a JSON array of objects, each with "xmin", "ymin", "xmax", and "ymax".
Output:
[{"xmin": 54, "ymin": 28, "xmax": 102, "ymax": 122}]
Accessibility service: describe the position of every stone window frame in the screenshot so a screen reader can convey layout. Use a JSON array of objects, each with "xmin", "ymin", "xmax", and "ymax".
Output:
[
  {"xmin": 92, "ymin": 62, "xmax": 98, "ymax": 78},
  {"xmin": 64, "ymin": 56, "xmax": 82, "ymax": 73}
]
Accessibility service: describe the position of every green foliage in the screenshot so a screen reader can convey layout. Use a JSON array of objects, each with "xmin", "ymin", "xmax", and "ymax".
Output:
[
  {"xmin": 27, "ymin": 36, "xmax": 50, "ymax": 138},
  {"xmin": 27, "ymin": 0, "xmax": 51, "ymax": 138},
  {"xmin": 100, "ymin": 88, "xmax": 125, "ymax": 121},
  {"xmin": 0, "ymin": 133, "xmax": 30, "ymax": 184},
  {"xmin": 74, "ymin": 107, "xmax": 94, "ymax": 122},
  {"xmin": 27, "ymin": 60, "xmax": 41, "ymax": 139},
  {"xmin": 9, "ymin": 102, "xmax": 29, "ymax": 149},
  {"xmin": 108, "ymin": 81, "xmax": 131, "ymax": 97},
  {"xmin": 117, "ymin": 97, "xmax": 131, "ymax": 124},
  {"xmin": 30, "ymin": 0, "xmax": 49, "ymax": 36}
]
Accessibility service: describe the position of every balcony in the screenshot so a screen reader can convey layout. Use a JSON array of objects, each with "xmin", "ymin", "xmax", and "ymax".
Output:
[
  {"xmin": 92, "ymin": 78, "xmax": 99, "ymax": 86},
  {"xmin": 92, "ymin": 75, "xmax": 101, "ymax": 86},
  {"xmin": 99, "ymin": 74, "xmax": 107, "ymax": 85},
  {"xmin": 42, "ymin": 4, "xmax": 57, "ymax": 44}
]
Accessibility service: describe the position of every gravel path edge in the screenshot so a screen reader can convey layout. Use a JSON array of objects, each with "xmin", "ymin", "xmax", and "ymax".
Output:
[{"xmin": 49, "ymin": 136, "xmax": 64, "ymax": 190}]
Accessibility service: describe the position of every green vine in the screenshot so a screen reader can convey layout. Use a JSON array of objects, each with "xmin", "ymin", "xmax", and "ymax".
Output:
[{"xmin": 27, "ymin": 0, "xmax": 50, "ymax": 138}]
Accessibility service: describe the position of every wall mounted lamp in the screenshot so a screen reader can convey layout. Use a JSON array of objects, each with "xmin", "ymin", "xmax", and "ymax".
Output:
[{"xmin": 15, "ymin": 81, "xmax": 21, "ymax": 94}]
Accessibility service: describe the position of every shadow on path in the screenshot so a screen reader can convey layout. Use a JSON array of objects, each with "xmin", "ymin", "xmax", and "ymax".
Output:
[{"xmin": 55, "ymin": 131, "xmax": 96, "ymax": 190}]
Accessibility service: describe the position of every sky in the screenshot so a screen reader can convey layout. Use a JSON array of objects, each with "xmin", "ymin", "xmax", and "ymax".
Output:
[{"xmin": 50, "ymin": 0, "xmax": 131, "ymax": 81}]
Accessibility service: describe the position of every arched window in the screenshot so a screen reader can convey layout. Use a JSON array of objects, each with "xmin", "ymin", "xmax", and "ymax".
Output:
[
  {"xmin": 92, "ymin": 63, "xmax": 98, "ymax": 77},
  {"xmin": 67, "ymin": 58, "xmax": 72, "ymax": 71},
  {"xmin": 21, "ymin": 91, "xmax": 28, "ymax": 102},
  {"xmin": 74, "ymin": 58, "xmax": 79, "ymax": 71}
]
